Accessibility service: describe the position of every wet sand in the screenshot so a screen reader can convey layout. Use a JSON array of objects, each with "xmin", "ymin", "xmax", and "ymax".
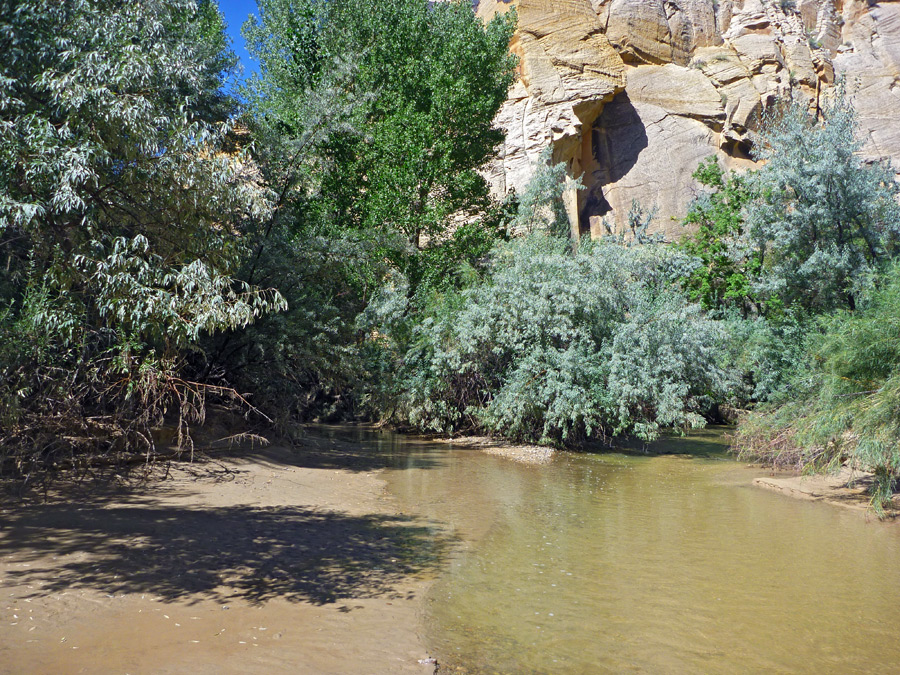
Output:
[
  {"xmin": 0, "ymin": 441, "xmax": 442, "ymax": 674},
  {"xmin": 433, "ymin": 436, "xmax": 554, "ymax": 465},
  {"xmin": 753, "ymin": 466, "xmax": 899, "ymax": 517}
]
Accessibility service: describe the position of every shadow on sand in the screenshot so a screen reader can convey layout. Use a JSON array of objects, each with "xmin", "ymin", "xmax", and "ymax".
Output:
[
  {"xmin": 0, "ymin": 426, "xmax": 453, "ymax": 607},
  {"xmin": 0, "ymin": 497, "xmax": 449, "ymax": 606}
]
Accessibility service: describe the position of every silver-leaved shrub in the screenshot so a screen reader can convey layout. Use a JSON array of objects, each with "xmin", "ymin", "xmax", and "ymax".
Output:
[
  {"xmin": 743, "ymin": 84, "xmax": 900, "ymax": 312},
  {"xmin": 399, "ymin": 233, "xmax": 731, "ymax": 444}
]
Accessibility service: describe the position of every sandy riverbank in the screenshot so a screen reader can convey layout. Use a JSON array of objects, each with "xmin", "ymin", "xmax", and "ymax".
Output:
[
  {"xmin": 753, "ymin": 466, "xmax": 899, "ymax": 517},
  {"xmin": 0, "ymin": 438, "xmax": 442, "ymax": 674}
]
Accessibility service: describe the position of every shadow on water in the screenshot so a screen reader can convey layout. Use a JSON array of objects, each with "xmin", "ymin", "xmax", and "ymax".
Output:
[
  {"xmin": 235, "ymin": 424, "xmax": 446, "ymax": 473},
  {"xmin": 580, "ymin": 425, "xmax": 734, "ymax": 460},
  {"xmin": 0, "ymin": 496, "xmax": 450, "ymax": 606},
  {"xmin": 284, "ymin": 424, "xmax": 735, "ymax": 473}
]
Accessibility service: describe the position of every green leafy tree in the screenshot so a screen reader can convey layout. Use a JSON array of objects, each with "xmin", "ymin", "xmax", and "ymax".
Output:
[
  {"xmin": 0, "ymin": 0, "xmax": 284, "ymax": 472},
  {"xmin": 219, "ymin": 0, "xmax": 518, "ymax": 423},
  {"xmin": 678, "ymin": 157, "xmax": 759, "ymax": 312},
  {"xmin": 210, "ymin": 46, "xmax": 375, "ymax": 424},
  {"xmin": 322, "ymin": 0, "xmax": 518, "ymax": 251},
  {"xmin": 244, "ymin": 0, "xmax": 517, "ymax": 250}
]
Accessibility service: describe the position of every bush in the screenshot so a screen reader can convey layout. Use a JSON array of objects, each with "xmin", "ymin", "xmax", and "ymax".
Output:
[
  {"xmin": 743, "ymin": 85, "xmax": 900, "ymax": 313},
  {"xmin": 0, "ymin": 0, "xmax": 283, "ymax": 474},
  {"xmin": 718, "ymin": 311, "xmax": 814, "ymax": 405},
  {"xmin": 396, "ymin": 233, "xmax": 730, "ymax": 445}
]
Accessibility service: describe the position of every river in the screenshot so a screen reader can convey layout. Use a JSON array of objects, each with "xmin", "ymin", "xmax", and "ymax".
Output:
[{"xmin": 325, "ymin": 425, "xmax": 900, "ymax": 674}]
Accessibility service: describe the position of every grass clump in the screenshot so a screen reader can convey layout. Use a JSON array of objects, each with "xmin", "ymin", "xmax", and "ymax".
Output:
[{"xmin": 736, "ymin": 263, "xmax": 900, "ymax": 514}]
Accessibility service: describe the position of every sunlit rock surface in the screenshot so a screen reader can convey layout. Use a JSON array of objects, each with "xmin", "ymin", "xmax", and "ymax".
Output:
[{"xmin": 476, "ymin": 0, "xmax": 900, "ymax": 238}]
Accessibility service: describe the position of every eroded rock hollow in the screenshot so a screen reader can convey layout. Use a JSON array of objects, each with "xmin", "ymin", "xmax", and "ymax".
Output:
[{"xmin": 476, "ymin": 0, "xmax": 900, "ymax": 239}]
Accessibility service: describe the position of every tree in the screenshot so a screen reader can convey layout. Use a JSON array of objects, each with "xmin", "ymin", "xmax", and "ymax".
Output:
[
  {"xmin": 744, "ymin": 86, "xmax": 900, "ymax": 313},
  {"xmin": 0, "ymin": 0, "xmax": 284, "ymax": 472},
  {"xmin": 325, "ymin": 0, "xmax": 517, "ymax": 251},
  {"xmin": 731, "ymin": 86, "xmax": 900, "ymax": 512},
  {"xmin": 214, "ymin": 0, "xmax": 518, "ymax": 423},
  {"xmin": 678, "ymin": 157, "xmax": 759, "ymax": 313},
  {"xmin": 244, "ymin": 0, "xmax": 517, "ymax": 252}
]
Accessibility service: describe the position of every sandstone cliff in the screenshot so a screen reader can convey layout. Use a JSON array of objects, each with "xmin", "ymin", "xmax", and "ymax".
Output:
[{"xmin": 476, "ymin": 0, "xmax": 900, "ymax": 240}]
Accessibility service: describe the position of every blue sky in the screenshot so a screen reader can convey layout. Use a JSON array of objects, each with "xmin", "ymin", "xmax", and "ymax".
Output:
[{"xmin": 218, "ymin": 0, "xmax": 261, "ymax": 80}]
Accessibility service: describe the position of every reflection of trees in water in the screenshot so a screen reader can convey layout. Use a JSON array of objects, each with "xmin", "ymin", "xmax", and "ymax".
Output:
[{"xmin": 1, "ymin": 500, "xmax": 449, "ymax": 606}]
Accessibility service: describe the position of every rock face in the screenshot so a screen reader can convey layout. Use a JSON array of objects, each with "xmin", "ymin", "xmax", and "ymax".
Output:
[{"xmin": 477, "ymin": 0, "xmax": 900, "ymax": 239}]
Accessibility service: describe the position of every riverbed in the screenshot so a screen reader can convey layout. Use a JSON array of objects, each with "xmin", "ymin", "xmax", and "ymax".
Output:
[
  {"xmin": 374, "ymin": 427, "xmax": 900, "ymax": 674},
  {"xmin": 2, "ymin": 426, "xmax": 899, "ymax": 674}
]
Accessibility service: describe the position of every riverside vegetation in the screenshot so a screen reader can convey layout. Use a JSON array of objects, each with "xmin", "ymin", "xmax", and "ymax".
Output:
[{"xmin": 2, "ymin": 1, "xmax": 900, "ymax": 512}]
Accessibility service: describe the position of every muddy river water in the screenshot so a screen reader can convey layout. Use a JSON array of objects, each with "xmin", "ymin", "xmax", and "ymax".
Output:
[{"xmin": 341, "ymin": 427, "xmax": 900, "ymax": 674}]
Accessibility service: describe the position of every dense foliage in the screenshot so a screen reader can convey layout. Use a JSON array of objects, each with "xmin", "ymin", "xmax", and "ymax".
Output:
[
  {"xmin": 344, "ymin": 156, "xmax": 728, "ymax": 445},
  {"xmin": 678, "ymin": 157, "xmax": 758, "ymax": 313},
  {"xmin": 736, "ymin": 263, "xmax": 900, "ymax": 513},
  {"xmin": 208, "ymin": 0, "xmax": 518, "ymax": 425},
  {"xmin": 678, "ymin": 90, "xmax": 900, "ymax": 511},
  {"xmin": 395, "ymin": 233, "xmax": 728, "ymax": 445},
  {"xmin": 0, "ymin": 0, "xmax": 284, "ymax": 473},
  {"xmin": 4, "ymin": 0, "xmax": 900, "ymax": 514},
  {"xmin": 743, "ymin": 89, "xmax": 900, "ymax": 313}
]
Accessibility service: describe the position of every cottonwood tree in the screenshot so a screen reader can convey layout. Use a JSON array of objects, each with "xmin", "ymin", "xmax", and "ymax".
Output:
[
  {"xmin": 217, "ymin": 0, "xmax": 518, "ymax": 422},
  {"xmin": 244, "ymin": 0, "xmax": 517, "ymax": 252}
]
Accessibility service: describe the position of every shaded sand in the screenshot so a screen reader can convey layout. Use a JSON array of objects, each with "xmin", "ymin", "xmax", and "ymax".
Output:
[
  {"xmin": 0, "ymin": 440, "xmax": 445, "ymax": 674},
  {"xmin": 754, "ymin": 466, "xmax": 899, "ymax": 517}
]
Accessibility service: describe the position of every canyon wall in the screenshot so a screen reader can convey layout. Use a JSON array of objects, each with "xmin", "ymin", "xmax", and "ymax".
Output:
[{"xmin": 476, "ymin": 0, "xmax": 900, "ymax": 240}]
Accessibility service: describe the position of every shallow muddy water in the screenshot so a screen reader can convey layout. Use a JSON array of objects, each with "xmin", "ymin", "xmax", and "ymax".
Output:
[{"xmin": 313, "ymin": 426, "xmax": 900, "ymax": 673}]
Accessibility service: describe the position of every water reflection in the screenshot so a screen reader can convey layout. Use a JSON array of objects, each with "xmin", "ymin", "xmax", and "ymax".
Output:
[{"xmin": 381, "ymin": 430, "xmax": 900, "ymax": 674}]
